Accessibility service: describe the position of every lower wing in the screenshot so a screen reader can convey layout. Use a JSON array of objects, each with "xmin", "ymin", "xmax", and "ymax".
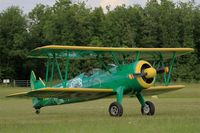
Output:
[
  {"xmin": 7, "ymin": 88, "xmax": 114, "ymax": 99},
  {"xmin": 143, "ymin": 85, "xmax": 185, "ymax": 96},
  {"xmin": 7, "ymin": 85, "xmax": 184, "ymax": 98}
]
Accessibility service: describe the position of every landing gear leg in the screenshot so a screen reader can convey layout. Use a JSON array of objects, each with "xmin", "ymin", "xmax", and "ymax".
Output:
[{"xmin": 136, "ymin": 92, "xmax": 155, "ymax": 116}]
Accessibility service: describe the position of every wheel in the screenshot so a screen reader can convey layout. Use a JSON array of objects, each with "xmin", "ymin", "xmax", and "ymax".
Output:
[
  {"xmin": 109, "ymin": 102, "xmax": 123, "ymax": 117},
  {"xmin": 141, "ymin": 101, "xmax": 155, "ymax": 115},
  {"xmin": 35, "ymin": 109, "xmax": 40, "ymax": 114}
]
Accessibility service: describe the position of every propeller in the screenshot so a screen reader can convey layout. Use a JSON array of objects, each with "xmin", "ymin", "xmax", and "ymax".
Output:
[
  {"xmin": 128, "ymin": 66, "xmax": 169, "ymax": 80},
  {"xmin": 156, "ymin": 67, "xmax": 169, "ymax": 74}
]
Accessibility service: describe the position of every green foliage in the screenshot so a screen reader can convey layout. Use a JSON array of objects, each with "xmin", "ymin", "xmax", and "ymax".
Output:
[
  {"xmin": 103, "ymin": 5, "xmax": 142, "ymax": 47},
  {"xmin": 0, "ymin": 6, "xmax": 29, "ymax": 79},
  {"xmin": 139, "ymin": 0, "xmax": 161, "ymax": 47},
  {"xmin": 0, "ymin": 0, "xmax": 199, "ymax": 81}
]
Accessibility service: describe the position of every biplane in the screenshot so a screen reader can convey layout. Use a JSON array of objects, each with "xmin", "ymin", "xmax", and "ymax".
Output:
[{"xmin": 7, "ymin": 45, "xmax": 194, "ymax": 117}]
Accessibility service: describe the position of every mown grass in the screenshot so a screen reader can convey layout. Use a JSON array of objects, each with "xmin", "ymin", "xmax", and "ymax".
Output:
[{"xmin": 0, "ymin": 84, "xmax": 200, "ymax": 133}]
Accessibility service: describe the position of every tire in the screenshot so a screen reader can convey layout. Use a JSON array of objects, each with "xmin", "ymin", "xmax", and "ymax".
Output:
[
  {"xmin": 34, "ymin": 106, "xmax": 41, "ymax": 114},
  {"xmin": 109, "ymin": 102, "xmax": 123, "ymax": 117},
  {"xmin": 141, "ymin": 101, "xmax": 155, "ymax": 115},
  {"xmin": 35, "ymin": 109, "xmax": 40, "ymax": 114}
]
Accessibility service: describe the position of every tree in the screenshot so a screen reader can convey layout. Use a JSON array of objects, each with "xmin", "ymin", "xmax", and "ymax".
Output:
[
  {"xmin": 139, "ymin": 0, "xmax": 161, "ymax": 47},
  {"xmin": 103, "ymin": 5, "xmax": 142, "ymax": 48},
  {"xmin": 0, "ymin": 0, "xmax": 199, "ymax": 81},
  {"xmin": 88, "ymin": 7, "xmax": 105, "ymax": 46},
  {"xmin": 173, "ymin": 2, "xmax": 197, "ymax": 81},
  {"xmin": 0, "ymin": 6, "xmax": 29, "ymax": 79}
]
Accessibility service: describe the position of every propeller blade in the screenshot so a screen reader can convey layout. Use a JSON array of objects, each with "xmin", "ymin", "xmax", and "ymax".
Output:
[
  {"xmin": 130, "ymin": 67, "xmax": 157, "ymax": 79},
  {"xmin": 128, "ymin": 73, "xmax": 146, "ymax": 79},
  {"xmin": 129, "ymin": 67, "xmax": 168, "ymax": 80},
  {"xmin": 156, "ymin": 67, "xmax": 169, "ymax": 74},
  {"xmin": 133, "ymin": 73, "xmax": 146, "ymax": 78}
]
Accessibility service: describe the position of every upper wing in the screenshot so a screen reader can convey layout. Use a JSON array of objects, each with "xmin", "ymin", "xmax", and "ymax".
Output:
[
  {"xmin": 7, "ymin": 87, "xmax": 114, "ymax": 99},
  {"xmin": 29, "ymin": 45, "xmax": 194, "ymax": 60},
  {"xmin": 142, "ymin": 85, "xmax": 185, "ymax": 96}
]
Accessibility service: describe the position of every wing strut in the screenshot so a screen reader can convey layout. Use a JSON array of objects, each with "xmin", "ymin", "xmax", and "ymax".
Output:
[
  {"xmin": 96, "ymin": 55, "xmax": 111, "ymax": 72},
  {"xmin": 50, "ymin": 54, "xmax": 55, "ymax": 86},
  {"xmin": 64, "ymin": 50, "xmax": 69, "ymax": 87},
  {"xmin": 134, "ymin": 51, "xmax": 141, "ymax": 61},
  {"xmin": 54, "ymin": 54, "xmax": 65, "ymax": 87},
  {"xmin": 45, "ymin": 56, "xmax": 50, "ymax": 83},
  {"xmin": 45, "ymin": 52, "xmax": 69, "ymax": 87},
  {"xmin": 165, "ymin": 52, "xmax": 176, "ymax": 85},
  {"xmin": 154, "ymin": 52, "xmax": 176, "ymax": 86},
  {"xmin": 111, "ymin": 52, "xmax": 120, "ymax": 66}
]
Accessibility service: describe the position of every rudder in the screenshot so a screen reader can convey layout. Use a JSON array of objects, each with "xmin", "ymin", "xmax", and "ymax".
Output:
[
  {"xmin": 30, "ymin": 71, "xmax": 46, "ymax": 113},
  {"xmin": 30, "ymin": 71, "xmax": 46, "ymax": 90}
]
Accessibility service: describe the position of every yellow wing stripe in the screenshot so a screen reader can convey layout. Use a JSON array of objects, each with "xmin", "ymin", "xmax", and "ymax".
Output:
[
  {"xmin": 7, "ymin": 88, "xmax": 114, "ymax": 98},
  {"xmin": 142, "ymin": 85, "xmax": 185, "ymax": 96},
  {"xmin": 6, "ymin": 92, "xmax": 28, "ymax": 97},
  {"xmin": 34, "ymin": 45, "xmax": 194, "ymax": 52},
  {"xmin": 149, "ymin": 85, "xmax": 185, "ymax": 90},
  {"xmin": 32, "ymin": 88, "xmax": 114, "ymax": 93}
]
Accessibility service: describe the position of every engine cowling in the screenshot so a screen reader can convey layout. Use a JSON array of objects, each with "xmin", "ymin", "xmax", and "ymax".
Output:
[{"xmin": 134, "ymin": 60, "xmax": 156, "ymax": 89}]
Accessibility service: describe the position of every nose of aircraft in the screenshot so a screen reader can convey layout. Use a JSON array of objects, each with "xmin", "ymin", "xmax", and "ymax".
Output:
[
  {"xmin": 130, "ymin": 66, "xmax": 169, "ymax": 79},
  {"xmin": 128, "ymin": 60, "xmax": 170, "ymax": 89},
  {"xmin": 144, "ymin": 67, "xmax": 157, "ymax": 79}
]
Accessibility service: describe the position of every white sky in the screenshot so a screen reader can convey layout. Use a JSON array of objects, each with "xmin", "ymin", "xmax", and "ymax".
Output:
[{"xmin": 0, "ymin": 0, "xmax": 198, "ymax": 13}]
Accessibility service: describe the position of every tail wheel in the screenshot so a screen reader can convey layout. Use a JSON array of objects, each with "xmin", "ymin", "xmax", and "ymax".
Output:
[
  {"xmin": 141, "ymin": 101, "xmax": 155, "ymax": 115},
  {"xmin": 35, "ymin": 107, "xmax": 41, "ymax": 114},
  {"xmin": 35, "ymin": 109, "xmax": 40, "ymax": 114},
  {"xmin": 109, "ymin": 102, "xmax": 123, "ymax": 117}
]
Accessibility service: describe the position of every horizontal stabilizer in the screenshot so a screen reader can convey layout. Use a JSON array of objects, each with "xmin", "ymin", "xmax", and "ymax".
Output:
[{"xmin": 143, "ymin": 85, "xmax": 185, "ymax": 96}]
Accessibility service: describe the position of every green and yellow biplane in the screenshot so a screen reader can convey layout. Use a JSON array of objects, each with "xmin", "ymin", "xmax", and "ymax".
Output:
[{"xmin": 7, "ymin": 45, "xmax": 194, "ymax": 117}]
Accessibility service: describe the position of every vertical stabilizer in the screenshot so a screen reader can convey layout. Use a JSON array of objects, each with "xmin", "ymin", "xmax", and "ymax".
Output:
[
  {"xmin": 30, "ymin": 71, "xmax": 36, "ymax": 90},
  {"xmin": 30, "ymin": 71, "xmax": 46, "ymax": 90},
  {"xmin": 30, "ymin": 71, "xmax": 46, "ymax": 112}
]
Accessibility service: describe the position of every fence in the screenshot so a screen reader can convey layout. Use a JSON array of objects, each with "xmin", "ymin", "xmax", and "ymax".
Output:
[
  {"xmin": 0, "ymin": 80, "xmax": 30, "ymax": 87},
  {"xmin": 13, "ymin": 80, "xmax": 30, "ymax": 87},
  {"xmin": 0, "ymin": 79, "xmax": 30, "ymax": 87}
]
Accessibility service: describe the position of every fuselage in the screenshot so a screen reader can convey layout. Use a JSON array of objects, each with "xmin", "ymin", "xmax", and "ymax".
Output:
[{"xmin": 33, "ymin": 60, "xmax": 155, "ymax": 108}]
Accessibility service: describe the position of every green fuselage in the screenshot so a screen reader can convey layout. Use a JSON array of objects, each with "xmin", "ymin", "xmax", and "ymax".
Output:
[{"xmin": 33, "ymin": 61, "xmax": 145, "ymax": 109}]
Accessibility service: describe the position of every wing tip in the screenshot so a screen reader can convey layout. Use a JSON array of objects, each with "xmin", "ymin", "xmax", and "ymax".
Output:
[
  {"xmin": 6, "ymin": 92, "xmax": 29, "ymax": 98},
  {"xmin": 149, "ymin": 85, "xmax": 185, "ymax": 90}
]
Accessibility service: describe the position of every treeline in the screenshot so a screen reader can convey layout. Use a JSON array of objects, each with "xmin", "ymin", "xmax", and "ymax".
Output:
[{"xmin": 0, "ymin": 0, "xmax": 199, "ymax": 81}]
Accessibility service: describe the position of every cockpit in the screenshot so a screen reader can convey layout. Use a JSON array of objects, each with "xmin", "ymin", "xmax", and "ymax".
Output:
[{"xmin": 84, "ymin": 68, "xmax": 106, "ymax": 77}]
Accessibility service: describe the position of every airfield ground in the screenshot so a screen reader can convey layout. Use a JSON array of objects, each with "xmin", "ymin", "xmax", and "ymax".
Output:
[{"xmin": 0, "ymin": 83, "xmax": 200, "ymax": 133}]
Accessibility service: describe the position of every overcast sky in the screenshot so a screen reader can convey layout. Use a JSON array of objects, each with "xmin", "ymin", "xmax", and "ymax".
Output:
[{"xmin": 0, "ymin": 0, "xmax": 198, "ymax": 13}]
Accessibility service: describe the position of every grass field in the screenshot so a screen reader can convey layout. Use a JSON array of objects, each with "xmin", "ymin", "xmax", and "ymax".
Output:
[{"xmin": 0, "ymin": 84, "xmax": 200, "ymax": 133}]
